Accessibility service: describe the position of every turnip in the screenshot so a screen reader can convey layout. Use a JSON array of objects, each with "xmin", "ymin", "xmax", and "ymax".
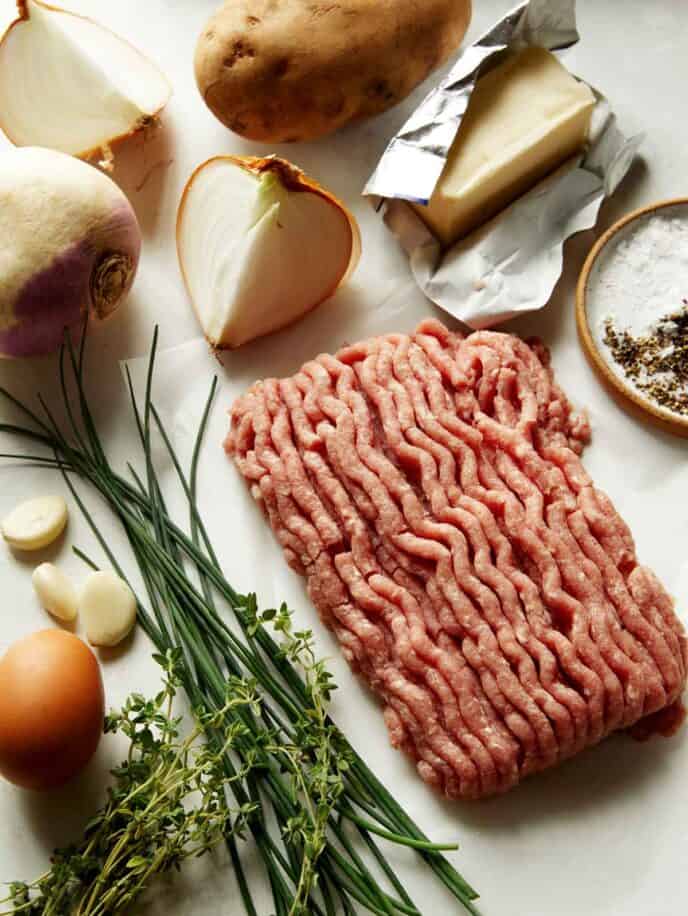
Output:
[
  {"xmin": 176, "ymin": 156, "xmax": 360, "ymax": 349},
  {"xmin": 0, "ymin": 147, "xmax": 141, "ymax": 359},
  {"xmin": 0, "ymin": 0, "xmax": 171, "ymax": 163}
]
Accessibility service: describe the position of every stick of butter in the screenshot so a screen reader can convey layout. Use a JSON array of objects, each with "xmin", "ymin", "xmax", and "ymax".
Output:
[{"xmin": 414, "ymin": 47, "xmax": 596, "ymax": 247}]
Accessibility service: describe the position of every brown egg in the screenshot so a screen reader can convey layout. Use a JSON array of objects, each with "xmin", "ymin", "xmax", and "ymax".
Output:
[{"xmin": 0, "ymin": 629, "xmax": 104, "ymax": 791}]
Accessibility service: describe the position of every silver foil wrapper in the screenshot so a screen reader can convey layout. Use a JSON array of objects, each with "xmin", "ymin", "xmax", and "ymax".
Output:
[{"xmin": 364, "ymin": 0, "xmax": 641, "ymax": 329}]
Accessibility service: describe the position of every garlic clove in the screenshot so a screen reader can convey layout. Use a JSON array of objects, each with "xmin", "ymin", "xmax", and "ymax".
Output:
[
  {"xmin": 32, "ymin": 563, "xmax": 78, "ymax": 622},
  {"xmin": 0, "ymin": 0, "xmax": 171, "ymax": 161},
  {"xmin": 176, "ymin": 156, "xmax": 360, "ymax": 349},
  {"xmin": 1, "ymin": 495, "xmax": 68, "ymax": 551},
  {"xmin": 79, "ymin": 571, "xmax": 137, "ymax": 648}
]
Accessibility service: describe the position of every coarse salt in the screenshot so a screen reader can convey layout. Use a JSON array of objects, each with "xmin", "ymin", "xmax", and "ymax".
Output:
[
  {"xmin": 586, "ymin": 209, "xmax": 688, "ymax": 419},
  {"xmin": 591, "ymin": 213, "xmax": 688, "ymax": 337}
]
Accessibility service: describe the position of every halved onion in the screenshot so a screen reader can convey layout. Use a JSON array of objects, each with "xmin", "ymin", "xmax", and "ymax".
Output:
[
  {"xmin": 0, "ymin": 0, "xmax": 171, "ymax": 161},
  {"xmin": 176, "ymin": 156, "xmax": 361, "ymax": 350}
]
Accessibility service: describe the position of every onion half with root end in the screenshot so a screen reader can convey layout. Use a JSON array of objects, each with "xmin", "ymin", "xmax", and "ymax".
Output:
[
  {"xmin": 0, "ymin": 147, "xmax": 141, "ymax": 359},
  {"xmin": 0, "ymin": 0, "xmax": 171, "ymax": 162},
  {"xmin": 176, "ymin": 156, "xmax": 361, "ymax": 349}
]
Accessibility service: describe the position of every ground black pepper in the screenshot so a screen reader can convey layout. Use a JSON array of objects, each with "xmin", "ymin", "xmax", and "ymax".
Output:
[{"xmin": 603, "ymin": 300, "xmax": 688, "ymax": 418}]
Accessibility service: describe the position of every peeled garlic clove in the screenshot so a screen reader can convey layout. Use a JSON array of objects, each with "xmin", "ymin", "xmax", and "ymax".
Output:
[
  {"xmin": 1, "ymin": 495, "xmax": 68, "ymax": 551},
  {"xmin": 176, "ymin": 155, "xmax": 360, "ymax": 349},
  {"xmin": 32, "ymin": 563, "xmax": 78, "ymax": 622},
  {"xmin": 80, "ymin": 571, "xmax": 137, "ymax": 647},
  {"xmin": 0, "ymin": 0, "xmax": 171, "ymax": 160}
]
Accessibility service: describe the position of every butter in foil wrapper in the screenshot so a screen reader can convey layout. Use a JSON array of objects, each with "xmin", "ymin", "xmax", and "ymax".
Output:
[{"xmin": 364, "ymin": 0, "xmax": 642, "ymax": 329}]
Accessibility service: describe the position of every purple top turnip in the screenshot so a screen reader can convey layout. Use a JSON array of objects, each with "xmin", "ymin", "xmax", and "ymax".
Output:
[{"xmin": 0, "ymin": 147, "xmax": 141, "ymax": 358}]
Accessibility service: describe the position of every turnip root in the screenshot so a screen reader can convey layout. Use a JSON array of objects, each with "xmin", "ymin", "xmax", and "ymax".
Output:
[
  {"xmin": 0, "ymin": 0, "xmax": 171, "ymax": 162},
  {"xmin": 176, "ymin": 156, "xmax": 360, "ymax": 349},
  {"xmin": 0, "ymin": 147, "xmax": 141, "ymax": 359}
]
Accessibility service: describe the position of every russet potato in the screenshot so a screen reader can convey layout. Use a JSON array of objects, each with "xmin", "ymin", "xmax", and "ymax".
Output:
[{"xmin": 195, "ymin": 0, "xmax": 472, "ymax": 143}]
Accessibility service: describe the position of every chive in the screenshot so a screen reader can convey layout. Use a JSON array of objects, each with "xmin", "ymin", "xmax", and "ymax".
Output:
[{"xmin": 0, "ymin": 328, "xmax": 479, "ymax": 915}]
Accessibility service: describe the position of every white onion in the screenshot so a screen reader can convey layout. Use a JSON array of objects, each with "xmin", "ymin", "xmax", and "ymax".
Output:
[
  {"xmin": 176, "ymin": 155, "xmax": 361, "ymax": 349},
  {"xmin": 0, "ymin": 147, "xmax": 141, "ymax": 359},
  {"xmin": 0, "ymin": 0, "xmax": 171, "ymax": 162}
]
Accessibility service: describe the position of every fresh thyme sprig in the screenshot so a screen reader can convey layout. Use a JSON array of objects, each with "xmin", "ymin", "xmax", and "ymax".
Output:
[
  {"xmin": 0, "ymin": 651, "xmax": 260, "ymax": 916},
  {"xmin": 0, "ymin": 327, "xmax": 479, "ymax": 916},
  {"xmin": 251, "ymin": 603, "xmax": 354, "ymax": 913}
]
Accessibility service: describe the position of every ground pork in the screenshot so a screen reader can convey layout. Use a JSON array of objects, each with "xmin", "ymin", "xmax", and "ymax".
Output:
[{"xmin": 226, "ymin": 320, "xmax": 687, "ymax": 799}]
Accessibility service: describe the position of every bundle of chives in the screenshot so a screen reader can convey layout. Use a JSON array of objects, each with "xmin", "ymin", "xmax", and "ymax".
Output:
[{"xmin": 0, "ymin": 330, "xmax": 479, "ymax": 916}]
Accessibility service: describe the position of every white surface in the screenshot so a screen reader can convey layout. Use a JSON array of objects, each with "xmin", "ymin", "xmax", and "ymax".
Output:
[
  {"xmin": 586, "ymin": 203, "xmax": 688, "ymax": 421},
  {"xmin": 0, "ymin": 2, "xmax": 686, "ymax": 916}
]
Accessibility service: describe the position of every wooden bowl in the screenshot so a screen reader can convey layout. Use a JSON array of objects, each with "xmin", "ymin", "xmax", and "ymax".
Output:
[{"xmin": 576, "ymin": 198, "xmax": 688, "ymax": 438}]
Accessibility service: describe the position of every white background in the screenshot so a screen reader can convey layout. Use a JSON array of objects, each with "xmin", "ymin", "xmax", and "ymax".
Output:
[{"xmin": 0, "ymin": 2, "xmax": 687, "ymax": 915}]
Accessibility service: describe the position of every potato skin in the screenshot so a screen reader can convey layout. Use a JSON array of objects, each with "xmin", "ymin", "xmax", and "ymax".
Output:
[{"xmin": 195, "ymin": 0, "xmax": 472, "ymax": 143}]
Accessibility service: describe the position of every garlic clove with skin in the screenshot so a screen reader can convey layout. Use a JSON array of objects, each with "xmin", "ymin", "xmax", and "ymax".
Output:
[{"xmin": 0, "ymin": 0, "xmax": 171, "ymax": 162}]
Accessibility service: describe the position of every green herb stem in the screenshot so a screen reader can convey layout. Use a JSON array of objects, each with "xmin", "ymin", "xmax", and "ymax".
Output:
[{"xmin": 0, "ymin": 328, "xmax": 479, "ymax": 916}]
